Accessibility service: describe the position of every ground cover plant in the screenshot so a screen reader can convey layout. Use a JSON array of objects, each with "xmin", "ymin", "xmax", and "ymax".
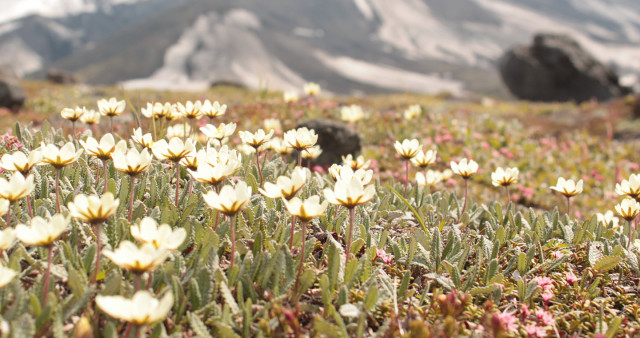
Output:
[{"xmin": 0, "ymin": 82, "xmax": 640, "ymax": 336}]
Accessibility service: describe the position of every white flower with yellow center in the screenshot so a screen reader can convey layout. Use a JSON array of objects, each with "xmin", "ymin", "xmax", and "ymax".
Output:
[
  {"xmin": 340, "ymin": 104, "xmax": 365, "ymax": 123},
  {"xmin": 203, "ymin": 181, "xmax": 252, "ymax": 216},
  {"xmin": 189, "ymin": 162, "xmax": 237, "ymax": 186},
  {"xmin": 416, "ymin": 170, "xmax": 443, "ymax": 187},
  {"xmin": 342, "ymin": 154, "xmax": 370, "ymax": 170},
  {"xmin": 259, "ymin": 167, "xmax": 307, "ymax": 200},
  {"xmin": 0, "ymin": 198, "xmax": 8, "ymax": 217},
  {"xmin": 152, "ymin": 138, "xmax": 196, "ymax": 162},
  {"xmin": 68, "ymin": 193, "xmax": 119, "ymax": 225},
  {"xmin": 596, "ymin": 210, "xmax": 619, "ymax": 230},
  {"xmin": 411, "ymin": 149, "xmax": 437, "ymax": 169},
  {"xmin": 103, "ymin": 241, "xmax": 170, "ymax": 273},
  {"xmin": 60, "ymin": 107, "xmax": 85, "ymax": 122},
  {"xmin": 177, "ymin": 100, "xmax": 203, "ymax": 120},
  {"xmin": 204, "ymin": 145, "xmax": 243, "ymax": 169},
  {"xmin": 550, "ymin": 177, "xmax": 583, "ymax": 197},
  {"xmin": 80, "ymin": 109, "xmax": 101, "ymax": 125},
  {"xmin": 330, "ymin": 165, "xmax": 374, "ymax": 186},
  {"xmin": 201, "ymin": 100, "xmax": 227, "ymax": 119},
  {"xmin": 394, "ymin": 139, "xmax": 421, "ymax": 160},
  {"xmin": 270, "ymin": 137, "xmax": 293, "ymax": 155},
  {"xmin": 301, "ymin": 145, "xmax": 322, "ymax": 160},
  {"xmin": 616, "ymin": 198, "xmax": 640, "ymax": 221},
  {"xmin": 239, "ymin": 129, "xmax": 275, "ymax": 149},
  {"xmin": 130, "ymin": 217, "xmax": 186, "ymax": 250},
  {"xmin": 141, "ymin": 102, "xmax": 173, "ymax": 120},
  {"xmin": 616, "ymin": 173, "xmax": 640, "ymax": 199},
  {"xmin": 201, "ymin": 122, "xmax": 237, "ymax": 140},
  {"xmin": 403, "ymin": 104, "xmax": 421, "ymax": 120},
  {"xmin": 324, "ymin": 174, "xmax": 376, "ymax": 209},
  {"xmin": 264, "ymin": 118, "xmax": 282, "ymax": 133},
  {"xmin": 0, "ymin": 172, "xmax": 34, "ymax": 202},
  {"xmin": 96, "ymin": 291, "xmax": 173, "ymax": 325},
  {"xmin": 303, "ymin": 82, "xmax": 321, "ymax": 96},
  {"xmin": 166, "ymin": 123, "xmax": 192, "ymax": 139},
  {"xmin": 112, "ymin": 147, "xmax": 153, "ymax": 176},
  {"xmin": 284, "ymin": 127, "xmax": 318, "ymax": 151},
  {"xmin": 450, "ymin": 158, "xmax": 479, "ymax": 179},
  {"xmin": 40, "ymin": 142, "xmax": 83, "ymax": 169},
  {"xmin": 97, "ymin": 97, "xmax": 126, "ymax": 117},
  {"xmin": 491, "ymin": 167, "xmax": 519, "ymax": 187},
  {"xmin": 283, "ymin": 196, "xmax": 328, "ymax": 222},
  {"xmin": 16, "ymin": 214, "xmax": 69, "ymax": 247},
  {"xmin": 80, "ymin": 134, "xmax": 125, "ymax": 161},
  {"xmin": 0, "ymin": 150, "xmax": 42, "ymax": 175},
  {"xmin": 283, "ymin": 91, "xmax": 299, "ymax": 103},
  {"xmin": 131, "ymin": 128, "xmax": 154, "ymax": 148}
]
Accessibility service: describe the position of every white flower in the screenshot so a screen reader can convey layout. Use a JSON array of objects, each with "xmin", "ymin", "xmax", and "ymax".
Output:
[
  {"xmin": 0, "ymin": 228, "xmax": 16, "ymax": 250},
  {"xmin": 80, "ymin": 109, "xmax": 101, "ymax": 125},
  {"xmin": 550, "ymin": 177, "xmax": 583, "ymax": 197},
  {"xmin": 616, "ymin": 174, "xmax": 640, "ymax": 199},
  {"xmin": 342, "ymin": 154, "xmax": 370, "ymax": 170},
  {"xmin": 112, "ymin": 147, "xmax": 153, "ymax": 176},
  {"xmin": 394, "ymin": 139, "xmax": 421, "ymax": 160},
  {"xmin": 97, "ymin": 97, "xmax": 126, "ymax": 117},
  {"xmin": 416, "ymin": 170, "xmax": 443, "ymax": 187},
  {"xmin": 131, "ymin": 128, "xmax": 154, "ymax": 148},
  {"xmin": 201, "ymin": 100, "xmax": 227, "ymax": 119},
  {"xmin": 301, "ymin": 145, "xmax": 322, "ymax": 160},
  {"xmin": 491, "ymin": 167, "xmax": 519, "ymax": 187},
  {"xmin": 239, "ymin": 129, "xmax": 274, "ymax": 148},
  {"xmin": 616, "ymin": 198, "xmax": 640, "ymax": 221},
  {"xmin": 303, "ymin": 82, "xmax": 320, "ymax": 96},
  {"xmin": 0, "ymin": 265, "xmax": 16, "ymax": 288},
  {"xmin": 340, "ymin": 104, "xmax": 364, "ymax": 123},
  {"xmin": 103, "ymin": 241, "xmax": 170, "ymax": 273},
  {"xmin": 264, "ymin": 118, "xmax": 282, "ymax": 133},
  {"xmin": 283, "ymin": 196, "xmax": 328, "ymax": 222},
  {"xmin": 152, "ymin": 138, "xmax": 196, "ymax": 162},
  {"xmin": 131, "ymin": 217, "xmax": 186, "ymax": 250},
  {"xmin": 201, "ymin": 123, "xmax": 237, "ymax": 140},
  {"xmin": 203, "ymin": 181, "xmax": 252, "ymax": 216},
  {"xmin": 284, "ymin": 127, "xmax": 318, "ymax": 150},
  {"xmin": 177, "ymin": 100, "xmax": 203, "ymax": 119},
  {"xmin": 96, "ymin": 291, "xmax": 173, "ymax": 325},
  {"xmin": 40, "ymin": 142, "xmax": 83, "ymax": 168},
  {"xmin": 80, "ymin": 133, "xmax": 125, "ymax": 161},
  {"xmin": 596, "ymin": 210, "xmax": 619, "ymax": 230},
  {"xmin": 324, "ymin": 175, "xmax": 376, "ymax": 209},
  {"xmin": 283, "ymin": 91, "xmax": 299, "ymax": 103},
  {"xmin": 0, "ymin": 150, "xmax": 43, "ymax": 175},
  {"xmin": 68, "ymin": 193, "xmax": 119, "ymax": 224},
  {"xmin": 0, "ymin": 172, "xmax": 35, "ymax": 202},
  {"xmin": 60, "ymin": 107, "xmax": 85, "ymax": 122},
  {"xmin": 166, "ymin": 123, "xmax": 191, "ymax": 139},
  {"xmin": 16, "ymin": 214, "xmax": 69, "ymax": 247},
  {"xmin": 450, "ymin": 158, "xmax": 479, "ymax": 179},
  {"xmin": 410, "ymin": 149, "xmax": 437, "ymax": 168},
  {"xmin": 259, "ymin": 167, "xmax": 307, "ymax": 200},
  {"xmin": 403, "ymin": 105, "xmax": 421, "ymax": 120}
]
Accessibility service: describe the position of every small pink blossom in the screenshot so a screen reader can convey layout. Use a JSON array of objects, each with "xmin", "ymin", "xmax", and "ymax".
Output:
[
  {"xmin": 535, "ymin": 310, "xmax": 555, "ymax": 326},
  {"xmin": 533, "ymin": 276, "xmax": 554, "ymax": 291},
  {"xmin": 374, "ymin": 249, "xmax": 393, "ymax": 264},
  {"xmin": 520, "ymin": 304, "xmax": 531, "ymax": 318},
  {"xmin": 493, "ymin": 282, "xmax": 505, "ymax": 291},
  {"xmin": 566, "ymin": 272, "xmax": 578, "ymax": 285},
  {"xmin": 493, "ymin": 312, "xmax": 518, "ymax": 332},
  {"xmin": 552, "ymin": 251, "xmax": 563, "ymax": 259},
  {"xmin": 541, "ymin": 290, "xmax": 554, "ymax": 303},
  {"xmin": 525, "ymin": 324, "xmax": 547, "ymax": 337}
]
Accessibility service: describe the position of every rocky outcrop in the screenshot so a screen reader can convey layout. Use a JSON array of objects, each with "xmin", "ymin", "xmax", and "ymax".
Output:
[
  {"xmin": 296, "ymin": 119, "xmax": 361, "ymax": 166},
  {"xmin": 499, "ymin": 33, "xmax": 631, "ymax": 102}
]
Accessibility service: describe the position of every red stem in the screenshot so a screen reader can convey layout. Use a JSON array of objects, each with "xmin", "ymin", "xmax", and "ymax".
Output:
[
  {"xmin": 103, "ymin": 160, "xmax": 109, "ymax": 195},
  {"xmin": 230, "ymin": 215, "xmax": 236, "ymax": 270},
  {"xmin": 255, "ymin": 151, "xmax": 263, "ymax": 187},
  {"xmin": 92, "ymin": 223, "xmax": 102, "ymax": 283},
  {"xmin": 175, "ymin": 163, "xmax": 180, "ymax": 207},
  {"xmin": 55, "ymin": 168, "xmax": 61, "ymax": 213},
  {"xmin": 346, "ymin": 208, "xmax": 355, "ymax": 264},
  {"xmin": 289, "ymin": 215, "xmax": 297, "ymax": 251},
  {"xmin": 26, "ymin": 195, "xmax": 33, "ymax": 218},
  {"xmin": 403, "ymin": 160, "xmax": 409, "ymax": 197},
  {"xmin": 460, "ymin": 179, "xmax": 469, "ymax": 218}
]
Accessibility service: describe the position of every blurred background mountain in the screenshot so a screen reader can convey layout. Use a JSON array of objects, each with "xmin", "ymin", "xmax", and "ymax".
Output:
[{"xmin": 0, "ymin": 0, "xmax": 639, "ymax": 98}]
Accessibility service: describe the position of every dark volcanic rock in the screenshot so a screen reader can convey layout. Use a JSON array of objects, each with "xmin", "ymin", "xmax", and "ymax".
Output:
[
  {"xmin": 0, "ymin": 77, "xmax": 25, "ymax": 112},
  {"xmin": 499, "ymin": 33, "xmax": 631, "ymax": 102},
  {"xmin": 296, "ymin": 119, "xmax": 361, "ymax": 166},
  {"xmin": 46, "ymin": 68, "xmax": 80, "ymax": 84}
]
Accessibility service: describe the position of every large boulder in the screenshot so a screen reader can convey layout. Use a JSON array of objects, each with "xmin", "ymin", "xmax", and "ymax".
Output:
[
  {"xmin": 0, "ymin": 77, "xmax": 25, "ymax": 112},
  {"xmin": 499, "ymin": 33, "xmax": 631, "ymax": 102},
  {"xmin": 46, "ymin": 68, "xmax": 80, "ymax": 84},
  {"xmin": 296, "ymin": 119, "xmax": 361, "ymax": 166}
]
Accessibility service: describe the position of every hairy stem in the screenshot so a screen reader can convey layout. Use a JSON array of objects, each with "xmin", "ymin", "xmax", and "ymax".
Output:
[
  {"xmin": 403, "ymin": 160, "xmax": 409, "ymax": 197},
  {"xmin": 55, "ymin": 168, "xmax": 61, "ymax": 213},
  {"xmin": 230, "ymin": 214, "xmax": 236, "ymax": 270},
  {"xmin": 346, "ymin": 207, "xmax": 356, "ymax": 264},
  {"xmin": 128, "ymin": 176, "xmax": 136, "ymax": 222},
  {"xmin": 102, "ymin": 159, "xmax": 109, "ymax": 195},
  {"xmin": 175, "ymin": 163, "xmax": 180, "ymax": 207},
  {"xmin": 460, "ymin": 179, "xmax": 469, "ymax": 218},
  {"xmin": 289, "ymin": 215, "xmax": 297, "ymax": 251},
  {"xmin": 293, "ymin": 220, "xmax": 307, "ymax": 296},
  {"xmin": 92, "ymin": 223, "xmax": 102, "ymax": 283},
  {"xmin": 629, "ymin": 219, "xmax": 634, "ymax": 249},
  {"xmin": 42, "ymin": 245, "xmax": 53, "ymax": 307},
  {"xmin": 505, "ymin": 186, "xmax": 511, "ymax": 205},
  {"xmin": 26, "ymin": 195, "xmax": 33, "ymax": 218},
  {"xmin": 566, "ymin": 196, "xmax": 571, "ymax": 216},
  {"xmin": 255, "ymin": 150, "xmax": 263, "ymax": 187}
]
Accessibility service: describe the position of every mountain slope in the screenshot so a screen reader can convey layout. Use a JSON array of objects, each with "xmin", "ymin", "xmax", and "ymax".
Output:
[{"xmin": 0, "ymin": 0, "xmax": 638, "ymax": 97}]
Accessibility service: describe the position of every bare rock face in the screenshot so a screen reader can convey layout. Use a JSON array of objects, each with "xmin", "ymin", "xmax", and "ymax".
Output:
[
  {"xmin": 46, "ymin": 68, "xmax": 80, "ymax": 84},
  {"xmin": 499, "ymin": 33, "xmax": 631, "ymax": 102},
  {"xmin": 296, "ymin": 119, "xmax": 361, "ymax": 166},
  {"xmin": 0, "ymin": 65, "xmax": 25, "ymax": 112}
]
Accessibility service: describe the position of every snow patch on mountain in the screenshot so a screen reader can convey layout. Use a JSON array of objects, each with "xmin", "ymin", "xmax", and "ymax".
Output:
[
  {"xmin": 314, "ymin": 51, "xmax": 463, "ymax": 95},
  {"xmin": 123, "ymin": 9, "xmax": 306, "ymax": 91},
  {"xmin": 0, "ymin": 0, "xmax": 147, "ymax": 23},
  {"xmin": 0, "ymin": 38, "xmax": 43, "ymax": 76}
]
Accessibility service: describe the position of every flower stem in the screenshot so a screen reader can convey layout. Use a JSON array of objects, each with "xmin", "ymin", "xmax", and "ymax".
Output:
[
  {"xmin": 42, "ymin": 245, "xmax": 53, "ymax": 307},
  {"xmin": 175, "ymin": 163, "xmax": 180, "ymax": 207},
  {"xmin": 55, "ymin": 168, "xmax": 61, "ymax": 213},
  {"xmin": 230, "ymin": 214, "xmax": 236, "ymax": 270},
  {"xmin": 566, "ymin": 196, "xmax": 571, "ymax": 216},
  {"xmin": 92, "ymin": 223, "xmax": 102, "ymax": 283},
  {"xmin": 26, "ymin": 195, "xmax": 33, "ymax": 218},
  {"xmin": 293, "ymin": 220, "xmax": 307, "ymax": 295},
  {"xmin": 152, "ymin": 116, "xmax": 157, "ymax": 141},
  {"xmin": 134, "ymin": 273, "xmax": 142, "ymax": 292},
  {"xmin": 72, "ymin": 121, "xmax": 76, "ymax": 143},
  {"xmin": 629, "ymin": 219, "xmax": 634, "ymax": 249},
  {"xmin": 255, "ymin": 150, "xmax": 263, "ymax": 187},
  {"xmin": 346, "ymin": 207, "xmax": 356, "ymax": 264},
  {"xmin": 110, "ymin": 116, "xmax": 114, "ymax": 135},
  {"xmin": 297, "ymin": 150, "xmax": 302, "ymax": 167},
  {"xmin": 403, "ymin": 160, "xmax": 409, "ymax": 197},
  {"xmin": 102, "ymin": 160, "xmax": 109, "ymax": 195},
  {"xmin": 128, "ymin": 176, "xmax": 136, "ymax": 222},
  {"xmin": 289, "ymin": 215, "xmax": 297, "ymax": 251},
  {"xmin": 460, "ymin": 179, "xmax": 469, "ymax": 217},
  {"xmin": 505, "ymin": 186, "xmax": 511, "ymax": 205},
  {"xmin": 4, "ymin": 202, "xmax": 10, "ymax": 228},
  {"xmin": 213, "ymin": 184, "xmax": 220, "ymax": 230}
]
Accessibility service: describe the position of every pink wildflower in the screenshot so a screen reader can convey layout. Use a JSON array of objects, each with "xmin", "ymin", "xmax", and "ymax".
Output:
[
  {"xmin": 520, "ymin": 304, "xmax": 531, "ymax": 318},
  {"xmin": 552, "ymin": 251, "xmax": 563, "ymax": 259},
  {"xmin": 535, "ymin": 310, "xmax": 555, "ymax": 326},
  {"xmin": 374, "ymin": 249, "xmax": 393, "ymax": 264},
  {"xmin": 566, "ymin": 272, "xmax": 578, "ymax": 285},
  {"xmin": 524, "ymin": 324, "xmax": 547, "ymax": 337},
  {"xmin": 493, "ymin": 312, "xmax": 518, "ymax": 332},
  {"xmin": 533, "ymin": 276, "xmax": 554, "ymax": 291},
  {"xmin": 541, "ymin": 290, "xmax": 554, "ymax": 303}
]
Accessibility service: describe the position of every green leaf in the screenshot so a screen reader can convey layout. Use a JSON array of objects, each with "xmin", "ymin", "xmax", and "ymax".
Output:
[
  {"xmin": 470, "ymin": 284, "xmax": 499, "ymax": 296},
  {"xmin": 220, "ymin": 281, "xmax": 240, "ymax": 314},
  {"xmin": 605, "ymin": 316, "xmax": 622, "ymax": 338},
  {"xmin": 364, "ymin": 286, "xmax": 378, "ymax": 311},
  {"xmin": 187, "ymin": 312, "xmax": 213, "ymax": 338},
  {"xmin": 593, "ymin": 256, "xmax": 622, "ymax": 273},
  {"xmin": 386, "ymin": 184, "xmax": 427, "ymax": 233}
]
